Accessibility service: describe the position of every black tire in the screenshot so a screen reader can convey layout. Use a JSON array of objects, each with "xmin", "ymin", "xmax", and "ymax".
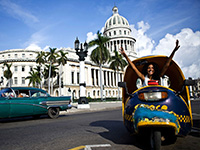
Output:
[
  {"xmin": 48, "ymin": 107, "xmax": 60, "ymax": 119},
  {"xmin": 150, "ymin": 130, "xmax": 161, "ymax": 150}
]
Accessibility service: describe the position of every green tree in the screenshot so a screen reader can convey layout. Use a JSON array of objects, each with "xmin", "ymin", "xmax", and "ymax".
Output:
[
  {"xmin": 45, "ymin": 48, "xmax": 59, "ymax": 94},
  {"xmin": 36, "ymin": 51, "xmax": 46, "ymax": 88},
  {"xmin": 26, "ymin": 70, "xmax": 41, "ymax": 87},
  {"xmin": 43, "ymin": 64, "xmax": 58, "ymax": 94},
  {"xmin": 57, "ymin": 50, "xmax": 68, "ymax": 96},
  {"xmin": 3, "ymin": 62, "xmax": 13, "ymax": 87},
  {"xmin": 109, "ymin": 50, "xmax": 127, "ymax": 99},
  {"xmin": 89, "ymin": 31, "xmax": 110, "ymax": 101}
]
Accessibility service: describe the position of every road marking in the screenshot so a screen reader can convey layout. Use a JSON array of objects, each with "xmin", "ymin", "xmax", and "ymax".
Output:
[
  {"xmin": 192, "ymin": 113, "xmax": 200, "ymax": 117},
  {"xmin": 69, "ymin": 144, "xmax": 111, "ymax": 150},
  {"xmin": 68, "ymin": 145, "xmax": 85, "ymax": 150}
]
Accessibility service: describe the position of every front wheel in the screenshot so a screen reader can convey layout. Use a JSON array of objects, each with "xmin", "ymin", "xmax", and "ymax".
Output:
[
  {"xmin": 150, "ymin": 130, "xmax": 161, "ymax": 150},
  {"xmin": 48, "ymin": 107, "xmax": 60, "ymax": 119}
]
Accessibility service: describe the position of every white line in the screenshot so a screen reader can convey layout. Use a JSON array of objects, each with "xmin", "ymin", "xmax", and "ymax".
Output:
[
  {"xmin": 85, "ymin": 144, "xmax": 111, "ymax": 150},
  {"xmin": 192, "ymin": 113, "xmax": 200, "ymax": 117}
]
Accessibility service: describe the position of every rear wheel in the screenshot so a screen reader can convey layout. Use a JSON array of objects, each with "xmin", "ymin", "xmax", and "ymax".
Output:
[
  {"xmin": 150, "ymin": 130, "xmax": 161, "ymax": 150},
  {"xmin": 48, "ymin": 107, "xmax": 60, "ymax": 119}
]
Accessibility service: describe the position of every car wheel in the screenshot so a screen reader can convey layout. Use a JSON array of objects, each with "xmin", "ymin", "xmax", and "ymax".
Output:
[
  {"xmin": 150, "ymin": 130, "xmax": 161, "ymax": 150},
  {"xmin": 48, "ymin": 107, "xmax": 60, "ymax": 119}
]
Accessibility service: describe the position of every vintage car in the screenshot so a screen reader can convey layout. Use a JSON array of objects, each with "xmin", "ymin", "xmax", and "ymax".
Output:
[{"xmin": 0, "ymin": 87, "xmax": 71, "ymax": 119}]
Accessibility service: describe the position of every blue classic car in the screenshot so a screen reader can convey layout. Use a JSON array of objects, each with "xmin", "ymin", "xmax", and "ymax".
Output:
[{"xmin": 0, "ymin": 87, "xmax": 72, "ymax": 119}]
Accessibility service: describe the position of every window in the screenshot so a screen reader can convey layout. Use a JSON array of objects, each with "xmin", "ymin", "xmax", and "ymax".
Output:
[
  {"xmin": 22, "ymin": 77, "xmax": 25, "ymax": 84},
  {"xmin": 14, "ymin": 66, "xmax": 18, "ymax": 72},
  {"xmin": 15, "ymin": 54, "xmax": 18, "ymax": 58},
  {"xmin": 109, "ymin": 32, "xmax": 111, "ymax": 36},
  {"xmin": 30, "ymin": 54, "xmax": 33, "ymax": 57},
  {"xmin": 22, "ymin": 53, "xmax": 25, "ymax": 58},
  {"xmin": 30, "ymin": 66, "xmax": 33, "ymax": 71},
  {"xmin": 96, "ymin": 70, "xmax": 99, "ymax": 85},
  {"xmin": 77, "ymin": 72, "xmax": 79, "ymax": 84},
  {"xmin": 113, "ymin": 17, "xmax": 116, "ymax": 24},
  {"xmin": 8, "ymin": 54, "xmax": 10, "ymax": 58},
  {"xmin": 71, "ymin": 72, "xmax": 74, "ymax": 84},
  {"xmin": 124, "ymin": 31, "xmax": 126, "ymax": 35},
  {"xmin": 119, "ymin": 30, "xmax": 121, "ymax": 35},
  {"xmin": 14, "ymin": 77, "xmax": 18, "ymax": 85},
  {"xmin": 114, "ymin": 31, "xmax": 116, "ymax": 35},
  {"xmin": 22, "ymin": 66, "xmax": 25, "ymax": 72},
  {"xmin": 93, "ymin": 90, "xmax": 96, "ymax": 96},
  {"xmin": 91, "ymin": 69, "xmax": 94, "ymax": 85}
]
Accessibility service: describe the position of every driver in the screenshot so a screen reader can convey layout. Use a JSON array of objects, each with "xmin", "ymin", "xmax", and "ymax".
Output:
[{"xmin": 119, "ymin": 40, "xmax": 180, "ymax": 87}]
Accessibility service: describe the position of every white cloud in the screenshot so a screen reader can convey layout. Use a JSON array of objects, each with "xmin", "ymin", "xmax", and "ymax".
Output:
[
  {"xmin": 25, "ymin": 43, "xmax": 50, "ymax": 52},
  {"xmin": 86, "ymin": 32, "xmax": 97, "ymax": 43},
  {"xmin": 86, "ymin": 32, "xmax": 97, "ymax": 55},
  {"xmin": 0, "ymin": 0, "xmax": 39, "ymax": 26},
  {"xmin": 23, "ymin": 29, "xmax": 47, "ymax": 49},
  {"xmin": 153, "ymin": 28, "xmax": 200, "ymax": 78},
  {"xmin": 130, "ymin": 21, "xmax": 155, "ymax": 57},
  {"xmin": 25, "ymin": 43, "xmax": 42, "ymax": 51},
  {"xmin": 130, "ymin": 21, "xmax": 200, "ymax": 79}
]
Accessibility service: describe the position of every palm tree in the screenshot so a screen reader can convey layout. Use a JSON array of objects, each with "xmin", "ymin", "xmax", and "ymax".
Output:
[
  {"xmin": 43, "ymin": 64, "xmax": 58, "ymax": 94},
  {"xmin": 89, "ymin": 31, "xmax": 110, "ymax": 101},
  {"xmin": 3, "ymin": 62, "xmax": 13, "ymax": 87},
  {"xmin": 36, "ymin": 51, "xmax": 46, "ymax": 88},
  {"xmin": 57, "ymin": 50, "xmax": 68, "ymax": 96},
  {"xmin": 26, "ymin": 70, "xmax": 41, "ymax": 87},
  {"xmin": 109, "ymin": 50, "xmax": 127, "ymax": 99},
  {"xmin": 45, "ymin": 48, "xmax": 59, "ymax": 94}
]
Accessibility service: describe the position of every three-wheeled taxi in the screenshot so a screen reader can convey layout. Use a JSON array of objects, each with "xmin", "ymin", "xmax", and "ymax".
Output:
[{"xmin": 118, "ymin": 55, "xmax": 195, "ymax": 150}]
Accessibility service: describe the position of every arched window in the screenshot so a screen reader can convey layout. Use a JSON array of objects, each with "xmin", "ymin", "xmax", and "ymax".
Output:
[
  {"xmin": 117, "ymin": 16, "xmax": 121, "ymax": 24},
  {"xmin": 113, "ymin": 17, "xmax": 116, "ymax": 25},
  {"xmin": 109, "ymin": 19, "xmax": 112, "ymax": 26}
]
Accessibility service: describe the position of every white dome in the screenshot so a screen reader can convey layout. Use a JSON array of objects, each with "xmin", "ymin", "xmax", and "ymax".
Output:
[{"xmin": 104, "ymin": 6, "xmax": 129, "ymax": 30}]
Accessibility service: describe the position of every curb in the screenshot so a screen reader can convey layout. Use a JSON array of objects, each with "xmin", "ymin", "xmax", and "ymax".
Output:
[{"xmin": 60, "ymin": 101, "xmax": 122, "ymax": 115}]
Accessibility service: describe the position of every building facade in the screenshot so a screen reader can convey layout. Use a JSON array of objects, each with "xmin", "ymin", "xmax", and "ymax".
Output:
[{"xmin": 0, "ymin": 6, "xmax": 137, "ymax": 99}]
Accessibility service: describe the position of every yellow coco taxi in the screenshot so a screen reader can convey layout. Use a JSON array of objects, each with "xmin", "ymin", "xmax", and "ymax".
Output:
[{"xmin": 119, "ymin": 55, "xmax": 195, "ymax": 150}]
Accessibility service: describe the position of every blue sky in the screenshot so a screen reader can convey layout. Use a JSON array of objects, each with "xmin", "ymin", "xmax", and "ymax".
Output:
[{"xmin": 0, "ymin": 0, "xmax": 200, "ymax": 78}]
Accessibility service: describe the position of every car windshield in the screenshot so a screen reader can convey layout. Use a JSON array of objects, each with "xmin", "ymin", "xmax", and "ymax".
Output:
[{"xmin": 0, "ymin": 88, "xmax": 15, "ymax": 98}]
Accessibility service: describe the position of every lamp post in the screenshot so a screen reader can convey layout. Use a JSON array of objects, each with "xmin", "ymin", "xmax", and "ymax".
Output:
[{"xmin": 74, "ymin": 37, "xmax": 89, "ymax": 107}]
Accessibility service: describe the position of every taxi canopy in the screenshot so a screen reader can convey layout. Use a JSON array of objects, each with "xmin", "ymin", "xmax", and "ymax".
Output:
[{"xmin": 123, "ymin": 55, "xmax": 189, "ymax": 104}]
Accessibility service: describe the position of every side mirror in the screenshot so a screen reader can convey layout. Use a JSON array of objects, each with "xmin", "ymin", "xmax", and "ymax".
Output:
[
  {"xmin": 118, "ymin": 82, "xmax": 127, "ymax": 88},
  {"xmin": 118, "ymin": 82, "xmax": 132, "ymax": 97},
  {"xmin": 176, "ymin": 79, "xmax": 195, "ymax": 96},
  {"xmin": 184, "ymin": 79, "xmax": 196, "ymax": 86}
]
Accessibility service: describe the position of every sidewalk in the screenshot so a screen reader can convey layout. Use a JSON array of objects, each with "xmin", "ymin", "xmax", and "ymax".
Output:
[{"xmin": 60, "ymin": 101, "xmax": 122, "ymax": 115}]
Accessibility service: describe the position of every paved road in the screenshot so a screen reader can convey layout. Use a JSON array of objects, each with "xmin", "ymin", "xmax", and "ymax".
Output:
[{"xmin": 0, "ymin": 107, "xmax": 200, "ymax": 150}]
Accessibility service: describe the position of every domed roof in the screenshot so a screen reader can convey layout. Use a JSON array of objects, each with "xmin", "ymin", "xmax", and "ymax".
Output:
[{"xmin": 104, "ymin": 6, "xmax": 129, "ymax": 30}]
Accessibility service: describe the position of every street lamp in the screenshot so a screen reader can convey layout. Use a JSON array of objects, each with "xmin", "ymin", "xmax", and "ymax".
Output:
[{"xmin": 74, "ymin": 37, "xmax": 89, "ymax": 107}]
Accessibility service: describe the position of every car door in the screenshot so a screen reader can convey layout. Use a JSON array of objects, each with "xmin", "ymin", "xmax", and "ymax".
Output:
[
  {"xmin": 9, "ymin": 90, "xmax": 34, "ymax": 118},
  {"xmin": 30, "ymin": 90, "xmax": 48, "ymax": 115},
  {"xmin": 0, "ymin": 97, "xmax": 10, "ymax": 118}
]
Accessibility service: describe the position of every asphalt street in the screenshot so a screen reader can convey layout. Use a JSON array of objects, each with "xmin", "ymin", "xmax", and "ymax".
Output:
[{"xmin": 0, "ymin": 103, "xmax": 199, "ymax": 150}]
